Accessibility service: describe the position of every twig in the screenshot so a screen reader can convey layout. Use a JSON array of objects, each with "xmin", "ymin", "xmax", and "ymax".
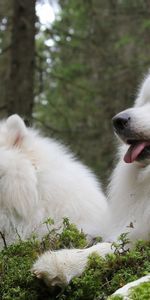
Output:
[{"xmin": 0, "ymin": 231, "xmax": 7, "ymax": 248}]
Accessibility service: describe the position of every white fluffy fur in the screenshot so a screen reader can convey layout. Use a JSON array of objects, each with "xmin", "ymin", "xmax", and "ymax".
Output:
[
  {"xmin": 0, "ymin": 115, "xmax": 107, "ymax": 248},
  {"xmin": 33, "ymin": 243, "xmax": 113, "ymax": 286},
  {"xmin": 33, "ymin": 73, "xmax": 150, "ymax": 287}
]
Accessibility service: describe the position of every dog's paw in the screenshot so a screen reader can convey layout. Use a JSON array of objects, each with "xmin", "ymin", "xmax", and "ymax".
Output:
[
  {"xmin": 32, "ymin": 243, "xmax": 112, "ymax": 287},
  {"xmin": 32, "ymin": 248, "xmax": 89, "ymax": 287}
]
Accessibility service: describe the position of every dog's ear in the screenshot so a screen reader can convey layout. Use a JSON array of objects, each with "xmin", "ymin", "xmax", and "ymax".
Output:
[
  {"xmin": 135, "ymin": 72, "xmax": 150, "ymax": 107},
  {"xmin": 6, "ymin": 114, "xmax": 27, "ymax": 146}
]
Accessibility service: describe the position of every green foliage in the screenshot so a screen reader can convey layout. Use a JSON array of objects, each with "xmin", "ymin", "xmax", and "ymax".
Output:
[
  {"xmin": 58, "ymin": 217, "xmax": 87, "ymax": 248},
  {"xmin": 111, "ymin": 232, "xmax": 130, "ymax": 254},
  {"xmin": 1, "ymin": 226, "xmax": 150, "ymax": 300},
  {"xmin": 129, "ymin": 281, "xmax": 150, "ymax": 299},
  {"xmin": 41, "ymin": 217, "xmax": 88, "ymax": 251},
  {"xmin": 0, "ymin": 239, "xmax": 48, "ymax": 300},
  {"xmin": 0, "ymin": 219, "xmax": 88, "ymax": 299}
]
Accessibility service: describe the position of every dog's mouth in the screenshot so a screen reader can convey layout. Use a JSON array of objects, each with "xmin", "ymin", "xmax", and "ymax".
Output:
[{"xmin": 124, "ymin": 139, "xmax": 150, "ymax": 163}]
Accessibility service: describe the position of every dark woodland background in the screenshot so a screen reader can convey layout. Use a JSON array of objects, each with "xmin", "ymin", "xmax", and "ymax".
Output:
[{"xmin": 0, "ymin": 0, "xmax": 150, "ymax": 184}]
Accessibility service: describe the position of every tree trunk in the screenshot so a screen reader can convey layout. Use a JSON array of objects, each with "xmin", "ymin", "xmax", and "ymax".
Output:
[{"xmin": 6, "ymin": 0, "xmax": 36, "ymax": 123}]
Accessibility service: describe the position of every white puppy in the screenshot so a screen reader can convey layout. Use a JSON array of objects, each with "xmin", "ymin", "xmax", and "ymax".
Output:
[
  {"xmin": 0, "ymin": 114, "xmax": 107, "ymax": 249},
  {"xmin": 33, "ymin": 73, "xmax": 150, "ymax": 287}
]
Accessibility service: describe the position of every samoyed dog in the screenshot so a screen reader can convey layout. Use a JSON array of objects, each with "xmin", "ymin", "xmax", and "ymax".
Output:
[
  {"xmin": 0, "ymin": 114, "xmax": 107, "ymax": 249},
  {"xmin": 32, "ymin": 73, "xmax": 150, "ymax": 287}
]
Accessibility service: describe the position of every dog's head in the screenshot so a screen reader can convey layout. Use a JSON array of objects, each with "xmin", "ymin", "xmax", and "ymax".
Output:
[
  {"xmin": 112, "ymin": 73, "xmax": 150, "ymax": 164},
  {"xmin": 0, "ymin": 115, "xmax": 39, "ymax": 223}
]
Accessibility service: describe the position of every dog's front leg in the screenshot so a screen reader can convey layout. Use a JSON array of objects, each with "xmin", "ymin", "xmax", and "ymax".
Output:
[{"xmin": 32, "ymin": 242, "xmax": 113, "ymax": 287}]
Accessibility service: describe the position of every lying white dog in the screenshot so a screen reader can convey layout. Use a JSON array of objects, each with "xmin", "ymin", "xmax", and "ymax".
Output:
[
  {"xmin": 0, "ymin": 113, "xmax": 107, "ymax": 249},
  {"xmin": 32, "ymin": 73, "xmax": 150, "ymax": 287}
]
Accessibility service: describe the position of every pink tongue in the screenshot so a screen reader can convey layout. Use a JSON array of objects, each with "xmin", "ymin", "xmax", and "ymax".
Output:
[{"xmin": 124, "ymin": 142, "xmax": 149, "ymax": 163}]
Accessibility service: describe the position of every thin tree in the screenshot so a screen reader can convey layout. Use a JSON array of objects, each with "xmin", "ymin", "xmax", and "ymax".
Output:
[{"xmin": 6, "ymin": 0, "xmax": 36, "ymax": 123}]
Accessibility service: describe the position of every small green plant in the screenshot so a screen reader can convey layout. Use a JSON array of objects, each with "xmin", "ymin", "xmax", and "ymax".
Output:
[
  {"xmin": 111, "ymin": 232, "xmax": 130, "ymax": 254},
  {"xmin": 58, "ymin": 217, "xmax": 87, "ymax": 248},
  {"xmin": 40, "ymin": 217, "xmax": 88, "ymax": 251},
  {"xmin": 43, "ymin": 217, "xmax": 55, "ymax": 233}
]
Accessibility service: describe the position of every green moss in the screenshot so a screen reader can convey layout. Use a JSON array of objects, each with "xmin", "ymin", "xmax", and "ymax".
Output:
[
  {"xmin": 0, "ymin": 223, "xmax": 150, "ymax": 300},
  {"xmin": 40, "ymin": 217, "xmax": 88, "ymax": 251},
  {"xmin": 129, "ymin": 281, "xmax": 150, "ymax": 299},
  {"xmin": 0, "ymin": 239, "xmax": 52, "ymax": 300},
  {"xmin": 58, "ymin": 218, "xmax": 87, "ymax": 248},
  {"xmin": 59, "ymin": 240, "xmax": 150, "ymax": 300},
  {"xmin": 0, "ymin": 219, "xmax": 88, "ymax": 300}
]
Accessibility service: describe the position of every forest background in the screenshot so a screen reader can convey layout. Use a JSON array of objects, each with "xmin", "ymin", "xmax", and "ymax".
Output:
[{"xmin": 0, "ymin": 0, "xmax": 150, "ymax": 184}]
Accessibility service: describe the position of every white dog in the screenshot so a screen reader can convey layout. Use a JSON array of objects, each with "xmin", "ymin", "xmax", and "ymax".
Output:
[
  {"xmin": 0, "ymin": 114, "xmax": 107, "ymax": 249},
  {"xmin": 32, "ymin": 73, "xmax": 150, "ymax": 287}
]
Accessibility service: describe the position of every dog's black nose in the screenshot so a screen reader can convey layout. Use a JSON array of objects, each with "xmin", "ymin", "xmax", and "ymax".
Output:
[{"xmin": 112, "ymin": 113, "xmax": 131, "ymax": 132}]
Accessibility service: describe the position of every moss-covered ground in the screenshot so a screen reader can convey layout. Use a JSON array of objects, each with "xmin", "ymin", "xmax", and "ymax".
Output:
[{"xmin": 0, "ymin": 219, "xmax": 150, "ymax": 300}]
